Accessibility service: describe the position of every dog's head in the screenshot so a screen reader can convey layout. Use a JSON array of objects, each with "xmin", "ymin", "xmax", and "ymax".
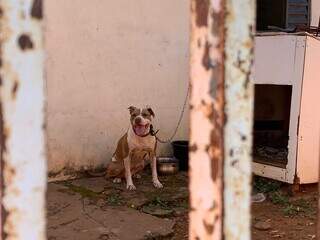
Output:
[{"xmin": 128, "ymin": 106, "xmax": 155, "ymax": 137}]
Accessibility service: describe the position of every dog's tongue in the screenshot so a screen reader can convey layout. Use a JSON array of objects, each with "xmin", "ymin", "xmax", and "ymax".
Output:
[{"xmin": 134, "ymin": 125, "xmax": 146, "ymax": 136}]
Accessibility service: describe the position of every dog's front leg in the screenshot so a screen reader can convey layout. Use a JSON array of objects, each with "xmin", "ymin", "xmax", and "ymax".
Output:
[
  {"xmin": 124, "ymin": 157, "xmax": 136, "ymax": 190},
  {"xmin": 151, "ymin": 156, "xmax": 163, "ymax": 188}
]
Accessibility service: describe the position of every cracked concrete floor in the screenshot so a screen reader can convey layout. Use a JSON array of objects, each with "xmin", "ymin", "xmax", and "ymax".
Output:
[{"xmin": 47, "ymin": 171, "xmax": 189, "ymax": 240}]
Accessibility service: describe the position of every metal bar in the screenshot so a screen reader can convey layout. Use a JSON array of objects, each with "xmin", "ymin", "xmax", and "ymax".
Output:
[
  {"xmin": 189, "ymin": 0, "xmax": 255, "ymax": 239},
  {"xmin": 189, "ymin": 0, "xmax": 225, "ymax": 238},
  {"xmin": 223, "ymin": 0, "xmax": 255, "ymax": 239},
  {"xmin": 0, "ymin": 0, "xmax": 46, "ymax": 239}
]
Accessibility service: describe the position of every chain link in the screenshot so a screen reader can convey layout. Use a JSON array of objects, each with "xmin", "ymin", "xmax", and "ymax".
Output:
[{"xmin": 154, "ymin": 83, "xmax": 190, "ymax": 144}]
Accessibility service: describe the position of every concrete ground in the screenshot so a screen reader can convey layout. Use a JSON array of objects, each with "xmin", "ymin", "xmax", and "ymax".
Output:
[
  {"xmin": 47, "ymin": 171, "xmax": 189, "ymax": 240},
  {"xmin": 47, "ymin": 170, "xmax": 319, "ymax": 240}
]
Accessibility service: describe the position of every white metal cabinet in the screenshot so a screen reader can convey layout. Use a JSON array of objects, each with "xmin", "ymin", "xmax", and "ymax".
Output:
[
  {"xmin": 252, "ymin": 34, "xmax": 320, "ymax": 184},
  {"xmin": 297, "ymin": 37, "xmax": 320, "ymax": 184}
]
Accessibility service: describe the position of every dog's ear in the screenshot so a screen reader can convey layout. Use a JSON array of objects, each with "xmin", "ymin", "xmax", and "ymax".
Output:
[
  {"xmin": 147, "ymin": 106, "xmax": 155, "ymax": 118},
  {"xmin": 128, "ymin": 106, "xmax": 136, "ymax": 114}
]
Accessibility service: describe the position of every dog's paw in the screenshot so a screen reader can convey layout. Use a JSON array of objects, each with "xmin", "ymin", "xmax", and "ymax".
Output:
[
  {"xmin": 153, "ymin": 180, "xmax": 163, "ymax": 189},
  {"xmin": 126, "ymin": 183, "xmax": 136, "ymax": 190},
  {"xmin": 113, "ymin": 178, "xmax": 122, "ymax": 183}
]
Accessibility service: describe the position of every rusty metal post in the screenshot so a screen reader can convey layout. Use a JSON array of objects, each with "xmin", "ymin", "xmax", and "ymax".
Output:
[
  {"xmin": 189, "ymin": 0, "xmax": 255, "ymax": 239},
  {"xmin": 223, "ymin": 0, "xmax": 255, "ymax": 239},
  {"xmin": 0, "ymin": 0, "xmax": 46, "ymax": 239},
  {"xmin": 189, "ymin": 0, "xmax": 225, "ymax": 238}
]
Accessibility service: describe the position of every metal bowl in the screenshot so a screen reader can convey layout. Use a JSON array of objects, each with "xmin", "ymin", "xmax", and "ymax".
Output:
[{"xmin": 157, "ymin": 157, "xmax": 179, "ymax": 175}]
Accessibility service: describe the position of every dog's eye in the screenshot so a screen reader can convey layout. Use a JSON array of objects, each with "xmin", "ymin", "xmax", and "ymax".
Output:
[{"xmin": 132, "ymin": 114, "xmax": 137, "ymax": 118}]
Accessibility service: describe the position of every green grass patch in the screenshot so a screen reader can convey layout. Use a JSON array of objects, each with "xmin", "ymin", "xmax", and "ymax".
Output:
[
  {"xmin": 61, "ymin": 182, "xmax": 101, "ymax": 199},
  {"xmin": 106, "ymin": 193, "xmax": 124, "ymax": 206},
  {"xmin": 269, "ymin": 191, "xmax": 289, "ymax": 205},
  {"xmin": 253, "ymin": 176, "xmax": 282, "ymax": 193}
]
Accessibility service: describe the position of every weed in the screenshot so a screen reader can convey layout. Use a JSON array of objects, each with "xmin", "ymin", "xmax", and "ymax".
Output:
[
  {"xmin": 106, "ymin": 194, "xmax": 123, "ymax": 206},
  {"xmin": 269, "ymin": 191, "xmax": 289, "ymax": 205},
  {"xmin": 253, "ymin": 177, "xmax": 314, "ymax": 217},
  {"xmin": 63, "ymin": 183, "xmax": 100, "ymax": 199},
  {"xmin": 149, "ymin": 197, "xmax": 171, "ymax": 210},
  {"xmin": 253, "ymin": 176, "xmax": 281, "ymax": 193},
  {"xmin": 282, "ymin": 199, "xmax": 313, "ymax": 216},
  {"xmin": 144, "ymin": 196, "xmax": 189, "ymax": 211},
  {"xmin": 283, "ymin": 204, "xmax": 299, "ymax": 216}
]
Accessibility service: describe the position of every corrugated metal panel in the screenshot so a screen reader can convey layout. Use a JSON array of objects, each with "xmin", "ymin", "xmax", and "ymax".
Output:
[{"xmin": 287, "ymin": 0, "xmax": 310, "ymax": 27}]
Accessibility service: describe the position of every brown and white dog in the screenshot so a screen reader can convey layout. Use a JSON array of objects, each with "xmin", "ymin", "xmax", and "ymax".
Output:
[{"xmin": 105, "ymin": 106, "xmax": 163, "ymax": 190}]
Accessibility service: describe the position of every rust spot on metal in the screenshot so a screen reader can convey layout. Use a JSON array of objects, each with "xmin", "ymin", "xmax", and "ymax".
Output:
[
  {"xmin": 231, "ymin": 160, "xmax": 238, "ymax": 167},
  {"xmin": 189, "ymin": 144, "xmax": 198, "ymax": 152},
  {"xmin": 0, "ymin": 100, "xmax": 7, "ymax": 238},
  {"xmin": 203, "ymin": 220, "xmax": 214, "ymax": 234},
  {"xmin": 18, "ymin": 34, "xmax": 34, "ymax": 51},
  {"xmin": 31, "ymin": 0, "xmax": 43, "ymax": 19},
  {"xmin": 229, "ymin": 149, "xmax": 234, "ymax": 157},
  {"xmin": 244, "ymin": 46, "xmax": 254, "ymax": 90},
  {"xmin": 194, "ymin": 0, "xmax": 209, "ymax": 27},
  {"xmin": 0, "ymin": 102, "xmax": 6, "ymax": 158},
  {"xmin": 210, "ymin": 202, "xmax": 216, "ymax": 211},
  {"xmin": 211, "ymin": 9, "xmax": 224, "ymax": 35},
  {"xmin": 202, "ymin": 41, "xmax": 211, "ymax": 70},
  {"xmin": 5, "ymin": 165, "xmax": 16, "ymax": 185},
  {"xmin": 209, "ymin": 1, "xmax": 226, "ymax": 184},
  {"xmin": 209, "ymin": 129, "xmax": 222, "ymax": 181},
  {"xmin": 205, "ymin": 145, "xmax": 209, "ymax": 152},
  {"xmin": 197, "ymin": 39, "xmax": 201, "ymax": 48},
  {"xmin": 12, "ymin": 81, "xmax": 19, "ymax": 99},
  {"xmin": 206, "ymin": 103, "xmax": 225, "ymax": 182}
]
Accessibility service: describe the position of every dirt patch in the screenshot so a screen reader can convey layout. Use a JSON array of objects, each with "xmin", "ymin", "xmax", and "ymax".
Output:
[{"xmin": 252, "ymin": 177, "xmax": 318, "ymax": 240}]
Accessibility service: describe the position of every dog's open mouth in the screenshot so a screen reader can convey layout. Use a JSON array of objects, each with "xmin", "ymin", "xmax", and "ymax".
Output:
[{"xmin": 133, "ymin": 123, "xmax": 150, "ymax": 136}]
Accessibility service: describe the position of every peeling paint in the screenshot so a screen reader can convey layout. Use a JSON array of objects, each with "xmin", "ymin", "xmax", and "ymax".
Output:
[
  {"xmin": 18, "ymin": 34, "xmax": 34, "ymax": 50},
  {"xmin": 11, "ymin": 81, "xmax": 18, "ymax": 99},
  {"xmin": 31, "ymin": 0, "xmax": 43, "ymax": 19},
  {"xmin": 194, "ymin": 0, "xmax": 209, "ymax": 27}
]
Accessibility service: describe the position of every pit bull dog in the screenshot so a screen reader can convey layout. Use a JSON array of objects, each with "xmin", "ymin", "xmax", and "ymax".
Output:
[{"xmin": 105, "ymin": 106, "xmax": 163, "ymax": 190}]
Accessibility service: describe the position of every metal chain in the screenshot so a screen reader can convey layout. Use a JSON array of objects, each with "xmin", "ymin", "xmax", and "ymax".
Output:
[{"xmin": 155, "ymin": 83, "xmax": 190, "ymax": 144}]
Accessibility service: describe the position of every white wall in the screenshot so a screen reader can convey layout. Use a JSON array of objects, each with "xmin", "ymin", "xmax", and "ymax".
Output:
[
  {"xmin": 312, "ymin": 0, "xmax": 320, "ymax": 26},
  {"xmin": 45, "ymin": 0, "xmax": 190, "ymax": 177}
]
